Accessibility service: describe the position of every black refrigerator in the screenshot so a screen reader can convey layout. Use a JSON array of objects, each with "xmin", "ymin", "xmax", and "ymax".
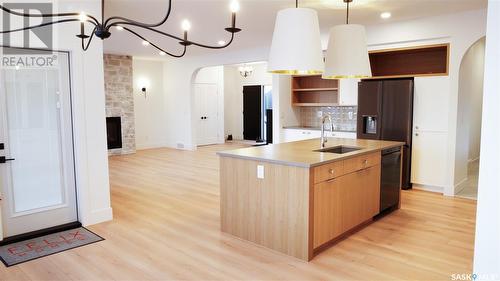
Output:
[{"xmin": 357, "ymin": 79, "xmax": 414, "ymax": 190}]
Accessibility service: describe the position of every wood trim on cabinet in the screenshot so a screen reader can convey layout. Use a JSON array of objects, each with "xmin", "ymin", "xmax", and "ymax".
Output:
[
  {"xmin": 368, "ymin": 43, "xmax": 450, "ymax": 78},
  {"xmin": 308, "ymin": 168, "xmax": 315, "ymax": 261},
  {"xmin": 368, "ymin": 43, "xmax": 450, "ymax": 54}
]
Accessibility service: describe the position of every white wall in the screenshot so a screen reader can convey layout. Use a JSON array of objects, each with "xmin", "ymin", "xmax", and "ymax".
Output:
[
  {"xmin": 133, "ymin": 58, "xmax": 167, "ymax": 149},
  {"xmin": 272, "ymin": 75, "xmax": 300, "ymax": 144},
  {"xmin": 454, "ymin": 38, "xmax": 485, "ymax": 189},
  {"xmin": 223, "ymin": 62, "xmax": 272, "ymax": 140},
  {"xmin": 473, "ymin": 0, "xmax": 500, "ymax": 277},
  {"xmin": 55, "ymin": 1, "xmax": 112, "ymax": 226},
  {"xmin": 0, "ymin": 0, "xmax": 112, "ymax": 225}
]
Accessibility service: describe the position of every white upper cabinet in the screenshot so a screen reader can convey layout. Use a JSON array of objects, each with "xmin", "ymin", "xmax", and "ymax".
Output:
[
  {"xmin": 413, "ymin": 77, "xmax": 450, "ymax": 132},
  {"xmin": 338, "ymin": 79, "xmax": 359, "ymax": 106}
]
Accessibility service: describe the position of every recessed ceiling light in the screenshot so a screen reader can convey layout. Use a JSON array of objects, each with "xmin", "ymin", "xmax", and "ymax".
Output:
[
  {"xmin": 116, "ymin": 25, "xmax": 123, "ymax": 31},
  {"xmin": 142, "ymin": 40, "xmax": 150, "ymax": 46},
  {"xmin": 159, "ymin": 51, "xmax": 166, "ymax": 56},
  {"xmin": 380, "ymin": 12, "xmax": 391, "ymax": 19},
  {"xmin": 218, "ymin": 40, "xmax": 226, "ymax": 46}
]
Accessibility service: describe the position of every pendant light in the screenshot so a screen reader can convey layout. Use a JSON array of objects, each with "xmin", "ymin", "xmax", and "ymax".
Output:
[
  {"xmin": 268, "ymin": 0, "xmax": 324, "ymax": 75},
  {"xmin": 323, "ymin": 0, "xmax": 372, "ymax": 79}
]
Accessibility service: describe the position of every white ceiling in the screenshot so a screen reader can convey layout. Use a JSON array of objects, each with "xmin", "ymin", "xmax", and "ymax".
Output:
[{"xmin": 102, "ymin": 0, "xmax": 487, "ymax": 58}]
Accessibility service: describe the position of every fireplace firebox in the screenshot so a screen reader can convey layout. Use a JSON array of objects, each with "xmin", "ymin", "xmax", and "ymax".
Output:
[{"xmin": 106, "ymin": 117, "xmax": 122, "ymax": 149}]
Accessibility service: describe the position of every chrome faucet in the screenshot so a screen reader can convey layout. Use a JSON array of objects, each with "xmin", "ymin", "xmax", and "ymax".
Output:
[{"xmin": 320, "ymin": 114, "xmax": 334, "ymax": 148}]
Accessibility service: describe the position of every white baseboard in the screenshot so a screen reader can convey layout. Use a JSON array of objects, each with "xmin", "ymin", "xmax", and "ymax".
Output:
[
  {"xmin": 81, "ymin": 207, "xmax": 113, "ymax": 226},
  {"xmin": 412, "ymin": 184, "xmax": 444, "ymax": 194},
  {"xmin": 136, "ymin": 142, "xmax": 169, "ymax": 150}
]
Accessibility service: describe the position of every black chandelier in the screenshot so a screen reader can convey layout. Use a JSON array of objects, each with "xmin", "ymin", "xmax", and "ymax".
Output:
[{"xmin": 0, "ymin": 0, "xmax": 242, "ymax": 58}]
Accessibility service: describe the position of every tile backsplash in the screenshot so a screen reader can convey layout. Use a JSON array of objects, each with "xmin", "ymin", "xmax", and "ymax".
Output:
[{"xmin": 300, "ymin": 106, "xmax": 358, "ymax": 132}]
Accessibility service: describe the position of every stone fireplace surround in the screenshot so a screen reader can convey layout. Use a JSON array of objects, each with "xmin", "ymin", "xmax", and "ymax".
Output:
[{"xmin": 103, "ymin": 54, "xmax": 136, "ymax": 155}]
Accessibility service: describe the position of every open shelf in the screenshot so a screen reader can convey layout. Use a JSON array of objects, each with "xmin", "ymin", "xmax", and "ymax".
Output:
[
  {"xmin": 368, "ymin": 44, "xmax": 449, "ymax": 78},
  {"xmin": 292, "ymin": 76, "xmax": 339, "ymax": 107},
  {"xmin": 293, "ymin": 87, "xmax": 339, "ymax": 92},
  {"xmin": 292, "ymin": 103, "xmax": 339, "ymax": 107}
]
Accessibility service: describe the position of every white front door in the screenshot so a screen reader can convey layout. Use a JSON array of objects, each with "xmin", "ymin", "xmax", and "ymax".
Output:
[
  {"xmin": 195, "ymin": 83, "xmax": 219, "ymax": 146},
  {"xmin": 0, "ymin": 50, "xmax": 78, "ymax": 239}
]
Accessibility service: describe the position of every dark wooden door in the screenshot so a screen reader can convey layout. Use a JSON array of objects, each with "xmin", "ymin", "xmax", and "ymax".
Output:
[{"xmin": 243, "ymin": 86, "xmax": 262, "ymax": 141}]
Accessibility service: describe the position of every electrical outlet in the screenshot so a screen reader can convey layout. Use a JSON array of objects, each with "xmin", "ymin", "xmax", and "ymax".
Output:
[
  {"xmin": 257, "ymin": 165, "xmax": 265, "ymax": 179},
  {"xmin": 316, "ymin": 111, "xmax": 323, "ymax": 118}
]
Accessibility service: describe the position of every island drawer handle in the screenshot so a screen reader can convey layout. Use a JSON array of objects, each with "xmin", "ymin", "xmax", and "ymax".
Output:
[{"xmin": 329, "ymin": 168, "xmax": 335, "ymax": 175}]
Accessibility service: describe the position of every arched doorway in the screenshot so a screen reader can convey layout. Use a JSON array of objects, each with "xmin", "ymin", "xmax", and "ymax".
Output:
[{"xmin": 454, "ymin": 37, "xmax": 486, "ymax": 199}]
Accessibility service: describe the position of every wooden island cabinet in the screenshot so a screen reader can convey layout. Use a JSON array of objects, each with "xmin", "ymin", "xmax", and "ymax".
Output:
[{"xmin": 218, "ymin": 138, "xmax": 403, "ymax": 261}]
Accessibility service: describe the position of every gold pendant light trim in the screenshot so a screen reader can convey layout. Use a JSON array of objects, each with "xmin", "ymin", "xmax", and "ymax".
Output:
[
  {"xmin": 269, "ymin": 70, "xmax": 324, "ymax": 75},
  {"xmin": 322, "ymin": 74, "xmax": 371, "ymax": 79}
]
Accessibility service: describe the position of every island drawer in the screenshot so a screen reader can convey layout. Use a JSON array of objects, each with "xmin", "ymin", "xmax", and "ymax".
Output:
[
  {"xmin": 313, "ymin": 160, "xmax": 344, "ymax": 184},
  {"xmin": 343, "ymin": 152, "xmax": 381, "ymax": 174}
]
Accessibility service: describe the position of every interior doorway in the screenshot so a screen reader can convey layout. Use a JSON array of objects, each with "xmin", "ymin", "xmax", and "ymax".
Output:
[
  {"xmin": 243, "ymin": 85, "xmax": 262, "ymax": 141},
  {"xmin": 454, "ymin": 37, "xmax": 486, "ymax": 199},
  {"xmin": 0, "ymin": 49, "xmax": 78, "ymax": 240},
  {"xmin": 242, "ymin": 85, "xmax": 273, "ymax": 143}
]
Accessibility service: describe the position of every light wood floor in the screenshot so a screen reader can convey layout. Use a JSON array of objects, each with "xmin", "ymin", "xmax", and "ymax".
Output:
[{"xmin": 1, "ymin": 143, "xmax": 477, "ymax": 281}]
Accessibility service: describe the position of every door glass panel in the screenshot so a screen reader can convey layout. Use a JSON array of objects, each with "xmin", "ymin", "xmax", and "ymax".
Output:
[{"xmin": 4, "ymin": 68, "xmax": 65, "ymax": 213}]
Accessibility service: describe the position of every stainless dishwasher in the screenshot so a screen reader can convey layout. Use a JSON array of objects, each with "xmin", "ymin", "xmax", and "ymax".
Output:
[{"xmin": 380, "ymin": 147, "xmax": 402, "ymax": 212}]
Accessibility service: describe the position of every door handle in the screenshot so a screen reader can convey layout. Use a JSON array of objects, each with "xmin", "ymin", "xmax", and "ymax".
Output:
[{"xmin": 0, "ymin": 156, "xmax": 15, "ymax": 164}]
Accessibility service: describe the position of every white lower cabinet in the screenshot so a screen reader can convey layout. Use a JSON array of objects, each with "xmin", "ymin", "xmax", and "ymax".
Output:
[
  {"xmin": 283, "ymin": 129, "xmax": 356, "ymax": 142},
  {"xmin": 327, "ymin": 131, "xmax": 357, "ymax": 139},
  {"xmin": 411, "ymin": 130, "xmax": 448, "ymax": 187},
  {"xmin": 283, "ymin": 129, "xmax": 321, "ymax": 142}
]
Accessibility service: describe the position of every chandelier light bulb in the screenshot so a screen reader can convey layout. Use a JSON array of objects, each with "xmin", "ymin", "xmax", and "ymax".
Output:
[
  {"xmin": 230, "ymin": 0, "xmax": 240, "ymax": 13},
  {"xmin": 218, "ymin": 40, "xmax": 226, "ymax": 46},
  {"xmin": 181, "ymin": 19, "xmax": 191, "ymax": 31},
  {"xmin": 116, "ymin": 25, "xmax": 124, "ymax": 31},
  {"xmin": 159, "ymin": 51, "xmax": 166, "ymax": 56},
  {"xmin": 142, "ymin": 40, "xmax": 150, "ymax": 46},
  {"xmin": 78, "ymin": 12, "xmax": 87, "ymax": 22}
]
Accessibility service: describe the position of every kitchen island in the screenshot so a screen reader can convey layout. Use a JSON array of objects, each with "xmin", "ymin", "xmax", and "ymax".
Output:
[{"xmin": 218, "ymin": 138, "xmax": 404, "ymax": 261}]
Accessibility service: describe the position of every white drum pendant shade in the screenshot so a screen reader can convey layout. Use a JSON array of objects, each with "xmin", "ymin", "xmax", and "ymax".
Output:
[
  {"xmin": 323, "ymin": 24, "xmax": 372, "ymax": 79},
  {"xmin": 268, "ymin": 8, "xmax": 324, "ymax": 75}
]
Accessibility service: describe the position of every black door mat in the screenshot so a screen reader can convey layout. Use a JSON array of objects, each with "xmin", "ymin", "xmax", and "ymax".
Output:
[{"xmin": 0, "ymin": 227, "xmax": 104, "ymax": 267}]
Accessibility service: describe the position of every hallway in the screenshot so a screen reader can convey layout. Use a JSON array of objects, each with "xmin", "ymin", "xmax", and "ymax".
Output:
[{"xmin": 456, "ymin": 160, "xmax": 480, "ymax": 199}]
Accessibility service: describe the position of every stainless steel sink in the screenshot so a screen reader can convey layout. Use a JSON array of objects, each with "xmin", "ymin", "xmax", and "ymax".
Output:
[{"xmin": 314, "ymin": 145, "xmax": 363, "ymax": 154}]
